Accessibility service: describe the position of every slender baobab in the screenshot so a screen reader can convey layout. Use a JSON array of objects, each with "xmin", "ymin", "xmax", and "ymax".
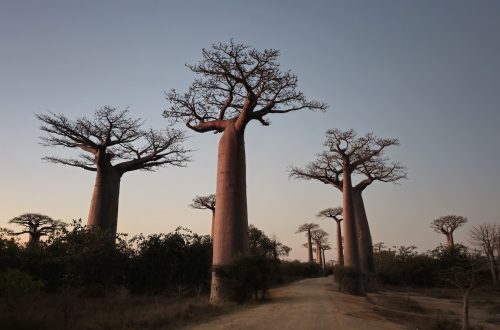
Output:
[
  {"xmin": 165, "ymin": 41, "xmax": 326, "ymax": 303},
  {"xmin": 291, "ymin": 128, "xmax": 401, "ymax": 294},
  {"xmin": 37, "ymin": 107, "xmax": 189, "ymax": 236},
  {"xmin": 296, "ymin": 223, "xmax": 320, "ymax": 262},
  {"xmin": 189, "ymin": 194, "xmax": 216, "ymax": 237},
  {"xmin": 317, "ymin": 207, "xmax": 344, "ymax": 266},
  {"xmin": 311, "ymin": 229, "xmax": 328, "ymax": 268},
  {"xmin": 431, "ymin": 215, "xmax": 467, "ymax": 248},
  {"xmin": 321, "ymin": 244, "xmax": 332, "ymax": 269},
  {"xmin": 4, "ymin": 213, "xmax": 65, "ymax": 245},
  {"xmin": 470, "ymin": 223, "xmax": 498, "ymax": 285}
]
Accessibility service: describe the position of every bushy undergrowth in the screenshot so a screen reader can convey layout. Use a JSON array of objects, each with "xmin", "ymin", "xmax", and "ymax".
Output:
[{"xmin": 373, "ymin": 244, "xmax": 491, "ymax": 287}]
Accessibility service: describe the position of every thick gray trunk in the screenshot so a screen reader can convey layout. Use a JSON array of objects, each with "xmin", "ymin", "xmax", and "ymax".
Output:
[
  {"xmin": 352, "ymin": 188, "xmax": 377, "ymax": 291},
  {"xmin": 336, "ymin": 220, "xmax": 344, "ymax": 266},
  {"xmin": 316, "ymin": 243, "xmax": 322, "ymax": 267},
  {"xmin": 210, "ymin": 211, "xmax": 215, "ymax": 238},
  {"xmin": 322, "ymin": 249, "xmax": 326, "ymax": 269},
  {"xmin": 87, "ymin": 167, "xmax": 121, "ymax": 236},
  {"xmin": 447, "ymin": 232, "xmax": 455, "ymax": 248},
  {"xmin": 488, "ymin": 256, "xmax": 498, "ymax": 285},
  {"xmin": 342, "ymin": 169, "xmax": 360, "ymax": 270},
  {"xmin": 307, "ymin": 230, "xmax": 313, "ymax": 262},
  {"xmin": 210, "ymin": 124, "xmax": 249, "ymax": 304}
]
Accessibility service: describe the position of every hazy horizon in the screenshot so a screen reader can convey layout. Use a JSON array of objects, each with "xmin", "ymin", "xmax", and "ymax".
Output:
[{"xmin": 1, "ymin": 1, "xmax": 499, "ymax": 261}]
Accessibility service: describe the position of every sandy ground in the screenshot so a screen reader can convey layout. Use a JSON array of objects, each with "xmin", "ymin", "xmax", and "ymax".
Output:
[{"xmin": 183, "ymin": 277, "xmax": 405, "ymax": 330}]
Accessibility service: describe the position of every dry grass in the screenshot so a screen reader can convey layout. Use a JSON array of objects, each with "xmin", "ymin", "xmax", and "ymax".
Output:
[
  {"xmin": 0, "ymin": 290, "xmax": 235, "ymax": 330},
  {"xmin": 370, "ymin": 287, "xmax": 500, "ymax": 330}
]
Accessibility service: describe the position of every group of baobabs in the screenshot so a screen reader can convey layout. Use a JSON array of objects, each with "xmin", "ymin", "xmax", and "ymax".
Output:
[{"xmin": 13, "ymin": 41, "xmax": 463, "ymax": 302}]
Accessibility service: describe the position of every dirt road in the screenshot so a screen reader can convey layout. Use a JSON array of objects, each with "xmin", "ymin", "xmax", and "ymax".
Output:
[{"xmin": 184, "ymin": 277, "xmax": 405, "ymax": 330}]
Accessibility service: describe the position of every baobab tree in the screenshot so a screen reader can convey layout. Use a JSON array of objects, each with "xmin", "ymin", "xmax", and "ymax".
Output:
[
  {"xmin": 470, "ymin": 223, "xmax": 498, "ymax": 285},
  {"xmin": 4, "ymin": 213, "xmax": 65, "ymax": 245},
  {"xmin": 311, "ymin": 229, "xmax": 329, "ymax": 268},
  {"xmin": 291, "ymin": 128, "xmax": 401, "ymax": 294},
  {"xmin": 37, "ymin": 107, "xmax": 190, "ymax": 236},
  {"xmin": 189, "ymin": 194, "xmax": 216, "ymax": 237},
  {"xmin": 165, "ymin": 41, "xmax": 326, "ymax": 303},
  {"xmin": 321, "ymin": 244, "xmax": 332, "ymax": 269},
  {"xmin": 296, "ymin": 223, "xmax": 320, "ymax": 262},
  {"xmin": 317, "ymin": 207, "xmax": 344, "ymax": 266},
  {"xmin": 431, "ymin": 215, "xmax": 467, "ymax": 248}
]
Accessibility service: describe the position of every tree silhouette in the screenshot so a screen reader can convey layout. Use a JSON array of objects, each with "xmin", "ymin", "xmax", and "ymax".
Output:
[
  {"xmin": 37, "ymin": 107, "xmax": 190, "ymax": 236},
  {"xmin": 469, "ymin": 223, "xmax": 498, "ymax": 285},
  {"xmin": 165, "ymin": 41, "xmax": 326, "ymax": 303},
  {"xmin": 311, "ymin": 229, "xmax": 329, "ymax": 268},
  {"xmin": 296, "ymin": 223, "xmax": 319, "ymax": 262},
  {"xmin": 317, "ymin": 207, "xmax": 344, "ymax": 266},
  {"xmin": 290, "ymin": 128, "xmax": 402, "ymax": 294},
  {"xmin": 4, "ymin": 213, "xmax": 65, "ymax": 245},
  {"xmin": 431, "ymin": 215, "xmax": 467, "ymax": 248},
  {"xmin": 189, "ymin": 194, "xmax": 216, "ymax": 236}
]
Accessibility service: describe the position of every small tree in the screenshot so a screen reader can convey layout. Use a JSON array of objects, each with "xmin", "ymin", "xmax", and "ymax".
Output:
[
  {"xmin": 317, "ymin": 207, "xmax": 344, "ymax": 266},
  {"xmin": 189, "ymin": 194, "xmax": 216, "ymax": 236},
  {"xmin": 4, "ymin": 213, "xmax": 65, "ymax": 245},
  {"xmin": 37, "ymin": 107, "xmax": 190, "ymax": 236},
  {"xmin": 431, "ymin": 215, "xmax": 467, "ymax": 248},
  {"xmin": 470, "ymin": 223, "xmax": 498, "ymax": 285},
  {"xmin": 296, "ymin": 223, "xmax": 319, "ymax": 262}
]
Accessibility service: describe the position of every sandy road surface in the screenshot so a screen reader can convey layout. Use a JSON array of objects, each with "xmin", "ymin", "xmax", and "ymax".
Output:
[{"xmin": 184, "ymin": 277, "xmax": 405, "ymax": 330}]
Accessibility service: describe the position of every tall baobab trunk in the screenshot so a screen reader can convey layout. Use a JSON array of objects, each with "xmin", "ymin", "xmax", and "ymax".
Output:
[
  {"xmin": 336, "ymin": 220, "xmax": 344, "ymax": 266},
  {"xmin": 307, "ymin": 230, "xmax": 314, "ymax": 262},
  {"xmin": 352, "ymin": 188, "xmax": 377, "ymax": 291},
  {"xmin": 322, "ymin": 248, "xmax": 326, "ymax": 269},
  {"xmin": 341, "ymin": 168, "xmax": 360, "ymax": 268},
  {"xmin": 210, "ymin": 124, "xmax": 249, "ymax": 304},
  {"xmin": 447, "ymin": 232, "xmax": 455, "ymax": 248},
  {"xmin": 87, "ymin": 158, "xmax": 121, "ymax": 236},
  {"xmin": 341, "ymin": 166, "xmax": 364, "ymax": 294},
  {"xmin": 316, "ymin": 243, "xmax": 323, "ymax": 267}
]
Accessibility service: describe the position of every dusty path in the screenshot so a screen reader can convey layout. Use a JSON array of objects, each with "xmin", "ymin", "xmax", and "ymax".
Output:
[{"xmin": 184, "ymin": 277, "xmax": 405, "ymax": 330}]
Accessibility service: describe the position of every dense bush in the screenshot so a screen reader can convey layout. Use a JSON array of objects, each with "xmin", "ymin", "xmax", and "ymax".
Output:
[{"xmin": 373, "ymin": 244, "xmax": 491, "ymax": 288}]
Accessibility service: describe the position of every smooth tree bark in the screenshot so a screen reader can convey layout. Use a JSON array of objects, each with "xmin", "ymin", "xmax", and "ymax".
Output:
[
  {"xmin": 296, "ymin": 223, "xmax": 320, "ymax": 262},
  {"xmin": 321, "ymin": 244, "xmax": 331, "ymax": 269},
  {"xmin": 470, "ymin": 223, "xmax": 498, "ymax": 285},
  {"xmin": 291, "ymin": 128, "xmax": 401, "ymax": 295},
  {"xmin": 353, "ymin": 158, "xmax": 407, "ymax": 287},
  {"xmin": 317, "ymin": 207, "xmax": 344, "ymax": 266},
  {"xmin": 165, "ymin": 41, "xmax": 326, "ymax": 303},
  {"xmin": 37, "ymin": 107, "xmax": 190, "ymax": 236},
  {"xmin": 190, "ymin": 194, "xmax": 216, "ymax": 237},
  {"xmin": 431, "ymin": 215, "xmax": 468, "ymax": 249},
  {"xmin": 5, "ymin": 213, "xmax": 65, "ymax": 245}
]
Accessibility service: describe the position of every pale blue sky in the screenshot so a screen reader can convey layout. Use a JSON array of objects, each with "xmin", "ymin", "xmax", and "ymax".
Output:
[{"xmin": 1, "ymin": 1, "xmax": 499, "ymax": 260}]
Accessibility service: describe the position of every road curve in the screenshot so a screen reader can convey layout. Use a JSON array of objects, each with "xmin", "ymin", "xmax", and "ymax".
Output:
[{"xmin": 183, "ymin": 277, "xmax": 404, "ymax": 330}]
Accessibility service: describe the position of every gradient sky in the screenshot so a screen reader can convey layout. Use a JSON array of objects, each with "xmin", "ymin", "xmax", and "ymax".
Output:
[{"xmin": 1, "ymin": 1, "xmax": 499, "ymax": 261}]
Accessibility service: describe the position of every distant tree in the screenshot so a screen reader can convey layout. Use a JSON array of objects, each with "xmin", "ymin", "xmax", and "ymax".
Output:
[
  {"xmin": 165, "ymin": 41, "xmax": 326, "ymax": 303},
  {"xmin": 431, "ymin": 215, "xmax": 467, "ymax": 248},
  {"xmin": 373, "ymin": 242, "xmax": 386, "ymax": 253},
  {"xmin": 470, "ymin": 223, "xmax": 498, "ymax": 285},
  {"xmin": 296, "ymin": 223, "xmax": 319, "ymax": 262},
  {"xmin": 311, "ymin": 229, "xmax": 329, "ymax": 268},
  {"xmin": 321, "ymin": 244, "xmax": 332, "ymax": 269},
  {"xmin": 317, "ymin": 207, "xmax": 344, "ymax": 266},
  {"xmin": 189, "ymin": 194, "xmax": 216, "ymax": 236},
  {"xmin": 37, "ymin": 107, "xmax": 190, "ymax": 236},
  {"xmin": 4, "ymin": 213, "xmax": 65, "ymax": 245},
  {"xmin": 291, "ymin": 128, "xmax": 401, "ymax": 294}
]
